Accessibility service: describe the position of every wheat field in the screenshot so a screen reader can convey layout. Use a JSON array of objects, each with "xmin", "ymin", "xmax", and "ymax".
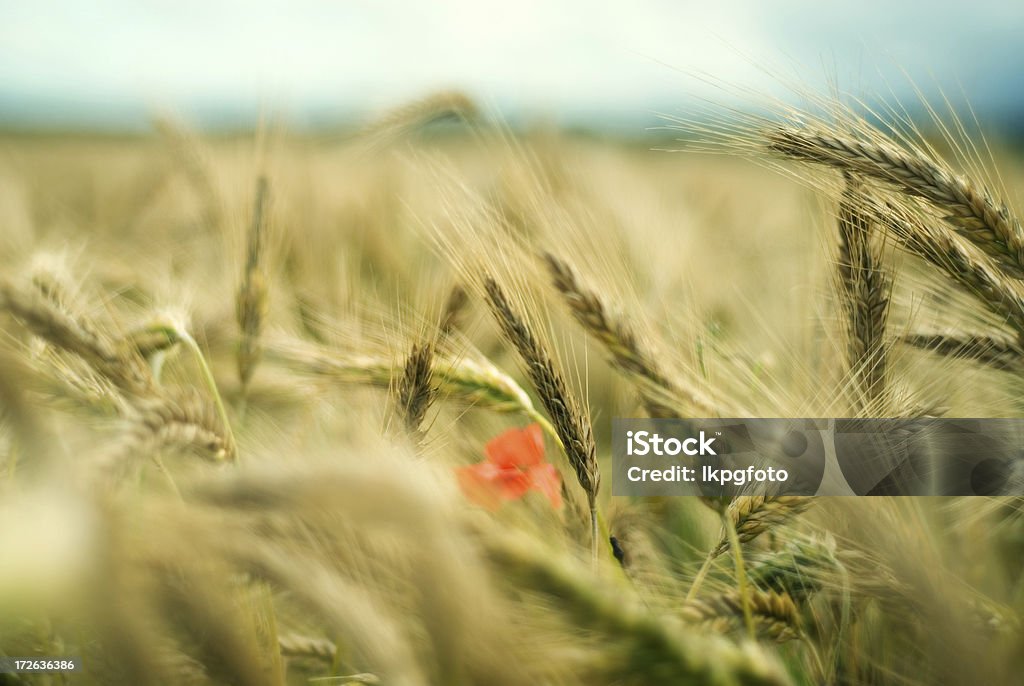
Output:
[{"xmin": 0, "ymin": 96, "xmax": 1022, "ymax": 685}]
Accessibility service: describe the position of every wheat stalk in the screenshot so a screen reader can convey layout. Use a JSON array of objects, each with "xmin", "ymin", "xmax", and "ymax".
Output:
[
  {"xmin": 150, "ymin": 557, "xmax": 273, "ymax": 686},
  {"xmin": 766, "ymin": 125, "xmax": 1024, "ymax": 280},
  {"xmin": 0, "ymin": 351, "xmax": 49, "ymax": 475},
  {"xmin": 162, "ymin": 322, "xmax": 238, "ymax": 461}
]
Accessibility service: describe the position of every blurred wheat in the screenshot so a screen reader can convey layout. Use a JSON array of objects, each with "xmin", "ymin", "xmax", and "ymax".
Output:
[{"xmin": 0, "ymin": 91, "xmax": 1021, "ymax": 686}]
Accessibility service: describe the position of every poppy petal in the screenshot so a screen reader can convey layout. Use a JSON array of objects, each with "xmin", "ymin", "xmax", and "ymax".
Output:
[
  {"xmin": 485, "ymin": 423, "xmax": 545, "ymax": 468},
  {"xmin": 528, "ymin": 463, "xmax": 563, "ymax": 509},
  {"xmin": 456, "ymin": 462, "xmax": 530, "ymax": 510},
  {"xmin": 456, "ymin": 463, "xmax": 503, "ymax": 510}
]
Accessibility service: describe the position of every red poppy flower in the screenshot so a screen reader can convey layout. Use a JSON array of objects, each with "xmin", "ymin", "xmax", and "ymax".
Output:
[{"xmin": 456, "ymin": 423, "xmax": 562, "ymax": 511}]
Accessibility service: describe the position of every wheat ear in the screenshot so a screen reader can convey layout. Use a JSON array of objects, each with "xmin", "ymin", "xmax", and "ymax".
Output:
[
  {"xmin": 870, "ymin": 199, "xmax": 1024, "ymax": 337},
  {"xmin": 394, "ymin": 341, "xmax": 435, "ymax": 441},
  {"xmin": 903, "ymin": 332, "xmax": 1024, "ymax": 371},
  {"xmin": 543, "ymin": 252, "xmax": 725, "ymax": 417},
  {"xmin": 268, "ymin": 342, "xmax": 556, "ymax": 435},
  {"xmin": 359, "ymin": 90, "xmax": 478, "ymax": 140},
  {"xmin": 236, "ymin": 175, "xmax": 270, "ymax": 394},
  {"xmin": 439, "ymin": 284, "xmax": 469, "ymax": 335},
  {"xmin": 482, "ymin": 277, "xmax": 601, "ymax": 564},
  {"xmin": 686, "ymin": 496, "xmax": 811, "ymax": 603},
  {"xmin": 713, "ymin": 496, "xmax": 812, "ymax": 558},
  {"xmin": 766, "ymin": 126, "xmax": 1024, "ymax": 280},
  {"xmin": 0, "ymin": 279, "xmax": 152, "ymax": 393},
  {"xmin": 277, "ymin": 633, "xmax": 337, "ymax": 663},
  {"xmin": 837, "ymin": 176, "xmax": 890, "ymax": 404},
  {"xmin": 682, "ymin": 589, "xmax": 802, "ymax": 643},
  {"xmin": 131, "ymin": 392, "xmax": 234, "ymax": 461},
  {"xmin": 747, "ymin": 537, "xmax": 841, "ymax": 601}
]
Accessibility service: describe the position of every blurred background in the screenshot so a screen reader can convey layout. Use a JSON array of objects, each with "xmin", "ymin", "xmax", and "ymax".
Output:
[{"xmin": 2, "ymin": 0, "xmax": 1023, "ymax": 136}]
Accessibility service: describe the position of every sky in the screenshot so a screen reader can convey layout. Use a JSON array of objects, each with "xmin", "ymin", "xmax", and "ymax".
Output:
[{"xmin": 1, "ymin": 1, "xmax": 1022, "ymax": 132}]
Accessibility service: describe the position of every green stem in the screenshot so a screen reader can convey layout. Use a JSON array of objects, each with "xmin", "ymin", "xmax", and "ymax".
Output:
[
  {"xmin": 525, "ymin": 408, "xmax": 562, "ymax": 451},
  {"xmin": 527, "ymin": 409, "xmax": 615, "ymax": 569},
  {"xmin": 176, "ymin": 328, "xmax": 238, "ymax": 462},
  {"xmin": 723, "ymin": 512, "xmax": 755, "ymax": 640},
  {"xmin": 686, "ymin": 552, "xmax": 714, "ymax": 602}
]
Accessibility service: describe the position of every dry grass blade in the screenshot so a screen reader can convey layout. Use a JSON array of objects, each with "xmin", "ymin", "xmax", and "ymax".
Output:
[
  {"xmin": 836, "ymin": 176, "xmax": 890, "ymax": 404},
  {"xmin": 682, "ymin": 589, "xmax": 802, "ymax": 643},
  {"xmin": 903, "ymin": 331, "xmax": 1024, "ymax": 371},
  {"xmin": 543, "ymin": 252, "xmax": 725, "ymax": 417},
  {"xmin": 236, "ymin": 175, "xmax": 270, "ymax": 392},
  {"xmin": 767, "ymin": 126, "xmax": 1024, "ymax": 280}
]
